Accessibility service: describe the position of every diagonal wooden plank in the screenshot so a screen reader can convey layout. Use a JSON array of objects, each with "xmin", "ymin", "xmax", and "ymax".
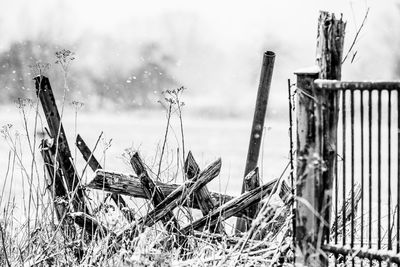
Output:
[
  {"xmin": 76, "ymin": 134, "xmax": 102, "ymax": 171},
  {"xmin": 130, "ymin": 152, "xmax": 179, "ymax": 231},
  {"xmin": 111, "ymin": 158, "xmax": 222, "ymax": 248},
  {"xmin": 185, "ymin": 151, "xmax": 224, "ymax": 233},
  {"xmin": 76, "ymin": 134, "xmax": 131, "ymax": 221},
  {"xmin": 140, "ymin": 158, "xmax": 221, "ymax": 228},
  {"xmin": 179, "ymin": 174, "xmax": 287, "ymax": 236}
]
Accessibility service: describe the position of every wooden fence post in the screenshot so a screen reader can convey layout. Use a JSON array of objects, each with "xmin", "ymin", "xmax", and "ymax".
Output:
[
  {"xmin": 236, "ymin": 51, "xmax": 275, "ymax": 233},
  {"xmin": 294, "ymin": 67, "xmax": 320, "ymax": 266},
  {"xmin": 35, "ymin": 76, "xmax": 88, "ymax": 214},
  {"xmin": 315, "ymin": 11, "xmax": 345, "ymax": 249},
  {"xmin": 294, "ymin": 11, "xmax": 345, "ymax": 266}
]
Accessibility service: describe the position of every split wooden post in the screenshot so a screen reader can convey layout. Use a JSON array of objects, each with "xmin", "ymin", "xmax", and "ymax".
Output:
[
  {"xmin": 34, "ymin": 76, "xmax": 87, "ymax": 213},
  {"xmin": 40, "ymin": 139, "xmax": 69, "ymax": 221},
  {"xmin": 237, "ymin": 51, "xmax": 275, "ymax": 233},
  {"xmin": 315, "ymin": 10, "xmax": 345, "ymax": 254},
  {"xmin": 294, "ymin": 11, "xmax": 345, "ymax": 266},
  {"xmin": 41, "ymin": 139, "xmax": 99, "ymax": 238}
]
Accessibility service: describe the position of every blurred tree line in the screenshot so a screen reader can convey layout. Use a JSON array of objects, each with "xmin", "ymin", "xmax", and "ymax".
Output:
[{"xmin": 0, "ymin": 40, "xmax": 179, "ymax": 109}]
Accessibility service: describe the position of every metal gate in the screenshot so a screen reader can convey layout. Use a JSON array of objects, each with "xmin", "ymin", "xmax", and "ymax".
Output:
[{"xmin": 314, "ymin": 80, "xmax": 400, "ymax": 266}]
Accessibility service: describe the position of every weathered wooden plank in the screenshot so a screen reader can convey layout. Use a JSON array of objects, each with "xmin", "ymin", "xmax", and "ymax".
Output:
[
  {"xmin": 40, "ymin": 139, "xmax": 68, "ymax": 221},
  {"xmin": 76, "ymin": 134, "xmax": 130, "ymax": 221},
  {"xmin": 86, "ymin": 169, "xmax": 290, "ymax": 218},
  {"xmin": 34, "ymin": 76, "xmax": 87, "ymax": 213},
  {"xmin": 41, "ymin": 139, "xmax": 100, "ymax": 238},
  {"xmin": 87, "ymin": 170, "xmax": 230, "ymax": 207},
  {"xmin": 185, "ymin": 151, "xmax": 223, "ymax": 233},
  {"xmin": 243, "ymin": 168, "xmax": 261, "ymax": 222},
  {"xmin": 180, "ymin": 174, "xmax": 285, "ymax": 236},
  {"xmin": 140, "ymin": 158, "xmax": 221, "ymax": 227},
  {"xmin": 76, "ymin": 134, "xmax": 101, "ymax": 171},
  {"xmin": 237, "ymin": 51, "xmax": 275, "ymax": 233},
  {"xmin": 130, "ymin": 152, "xmax": 179, "ymax": 231},
  {"xmin": 113, "ymin": 158, "xmax": 222, "ymax": 245}
]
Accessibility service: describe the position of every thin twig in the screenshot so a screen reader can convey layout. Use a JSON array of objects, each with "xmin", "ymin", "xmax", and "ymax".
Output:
[
  {"xmin": 157, "ymin": 103, "xmax": 172, "ymax": 181},
  {"xmin": 342, "ymin": 7, "xmax": 370, "ymax": 64},
  {"xmin": 80, "ymin": 131, "xmax": 104, "ymax": 178}
]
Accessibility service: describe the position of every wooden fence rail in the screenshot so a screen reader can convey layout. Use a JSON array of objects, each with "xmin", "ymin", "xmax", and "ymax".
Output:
[
  {"xmin": 87, "ymin": 169, "xmax": 290, "ymax": 218},
  {"xmin": 33, "ymin": 47, "xmax": 291, "ymax": 263}
]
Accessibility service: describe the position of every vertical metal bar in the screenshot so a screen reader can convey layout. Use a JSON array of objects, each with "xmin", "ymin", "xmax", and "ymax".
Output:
[
  {"xmin": 378, "ymin": 90, "xmax": 382, "ymax": 255},
  {"xmin": 350, "ymin": 89, "xmax": 355, "ymax": 267},
  {"xmin": 334, "ymin": 91, "xmax": 340, "ymax": 264},
  {"xmin": 342, "ymin": 89, "xmax": 347, "ymax": 249},
  {"xmin": 377, "ymin": 90, "xmax": 382, "ymax": 267},
  {"xmin": 360, "ymin": 90, "xmax": 365, "ymax": 267},
  {"xmin": 388, "ymin": 89, "xmax": 392, "ymax": 253},
  {"xmin": 397, "ymin": 89, "xmax": 400, "ymax": 255},
  {"xmin": 368, "ymin": 89, "xmax": 373, "ymax": 267},
  {"xmin": 287, "ymin": 79, "xmax": 296, "ymax": 264}
]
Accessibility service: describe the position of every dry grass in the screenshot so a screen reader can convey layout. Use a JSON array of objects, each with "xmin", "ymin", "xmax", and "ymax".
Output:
[{"xmin": 0, "ymin": 60, "xmax": 294, "ymax": 266}]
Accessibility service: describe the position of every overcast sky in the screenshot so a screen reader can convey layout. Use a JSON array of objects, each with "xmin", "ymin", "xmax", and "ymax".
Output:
[{"xmin": 0, "ymin": 0, "xmax": 398, "ymax": 113}]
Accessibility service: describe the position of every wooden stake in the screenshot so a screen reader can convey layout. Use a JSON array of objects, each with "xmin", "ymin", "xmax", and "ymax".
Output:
[
  {"xmin": 34, "ymin": 76, "xmax": 87, "ymax": 213},
  {"xmin": 40, "ymin": 139, "xmax": 68, "ymax": 221}
]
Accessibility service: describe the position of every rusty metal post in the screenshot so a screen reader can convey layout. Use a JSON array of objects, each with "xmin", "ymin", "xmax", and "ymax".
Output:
[{"xmin": 236, "ymin": 51, "xmax": 275, "ymax": 233}]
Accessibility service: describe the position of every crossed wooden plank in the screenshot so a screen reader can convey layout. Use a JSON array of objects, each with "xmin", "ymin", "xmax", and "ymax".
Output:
[
  {"xmin": 76, "ymin": 134, "xmax": 132, "ymax": 222},
  {"xmin": 184, "ymin": 151, "xmax": 224, "ymax": 233}
]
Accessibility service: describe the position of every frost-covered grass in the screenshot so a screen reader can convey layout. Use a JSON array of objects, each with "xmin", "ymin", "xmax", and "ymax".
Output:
[{"xmin": 0, "ymin": 96, "xmax": 291, "ymax": 266}]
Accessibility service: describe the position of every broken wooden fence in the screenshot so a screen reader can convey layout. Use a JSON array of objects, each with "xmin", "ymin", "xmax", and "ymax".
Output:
[{"xmin": 35, "ymin": 69, "xmax": 289, "ymax": 255}]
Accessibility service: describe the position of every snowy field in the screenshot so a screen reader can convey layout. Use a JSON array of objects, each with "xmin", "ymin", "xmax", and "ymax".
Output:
[{"xmin": 0, "ymin": 105, "xmax": 291, "ymax": 220}]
